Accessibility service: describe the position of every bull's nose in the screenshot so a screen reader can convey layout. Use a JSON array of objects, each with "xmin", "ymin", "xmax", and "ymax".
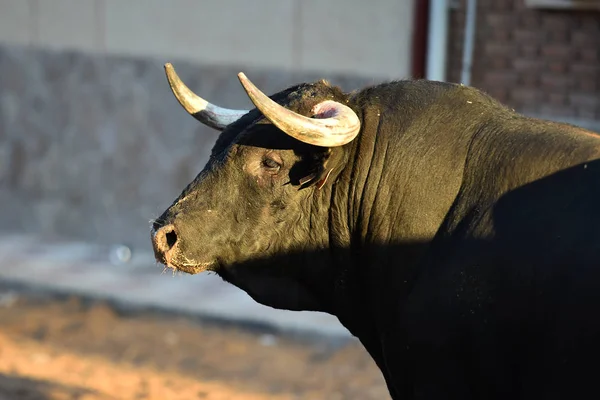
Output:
[{"xmin": 152, "ymin": 224, "xmax": 178, "ymax": 256}]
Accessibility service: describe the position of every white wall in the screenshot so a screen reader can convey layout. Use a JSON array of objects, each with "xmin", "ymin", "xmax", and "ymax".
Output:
[{"xmin": 0, "ymin": 0, "xmax": 415, "ymax": 79}]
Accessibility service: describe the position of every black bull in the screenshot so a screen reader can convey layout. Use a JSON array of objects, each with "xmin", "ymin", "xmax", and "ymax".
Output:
[{"xmin": 151, "ymin": 66, "xmax": 600, "ymax": 399}]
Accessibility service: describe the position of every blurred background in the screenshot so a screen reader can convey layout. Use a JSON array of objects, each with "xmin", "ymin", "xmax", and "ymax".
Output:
[{"xmin": 0, "ymin": 0, "xmax": 598, "ymax": 399}]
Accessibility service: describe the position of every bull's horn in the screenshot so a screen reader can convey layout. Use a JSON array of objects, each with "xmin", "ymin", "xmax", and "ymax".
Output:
[
  {"xmin": 164, "ymin": 63, "xmax": 248, "ymax": 130},
  {"xmin": 237, "ymin": 72, "xmax": 361, "ymax": 147}
]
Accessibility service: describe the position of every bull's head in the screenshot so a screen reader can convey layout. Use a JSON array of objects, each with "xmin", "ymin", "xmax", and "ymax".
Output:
[{"xmin": 151, "ymin": 64, "xmax": 361, "ymax": 312}]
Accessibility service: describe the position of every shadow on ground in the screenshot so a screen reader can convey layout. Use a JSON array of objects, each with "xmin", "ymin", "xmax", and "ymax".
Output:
[{"xmin": 0, "ymin": 373, "xmax": 106, "ymax": 400}]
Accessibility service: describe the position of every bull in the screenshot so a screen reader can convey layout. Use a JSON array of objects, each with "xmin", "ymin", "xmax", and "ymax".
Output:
[{"xmin": 152, "ymin": 63, "xmax": 600, "ymax": 399}]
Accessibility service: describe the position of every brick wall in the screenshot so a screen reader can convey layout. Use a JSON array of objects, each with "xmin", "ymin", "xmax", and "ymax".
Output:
[{"xmin": 446, "ymin": 0, "xmax": 600, "ymax": 123}]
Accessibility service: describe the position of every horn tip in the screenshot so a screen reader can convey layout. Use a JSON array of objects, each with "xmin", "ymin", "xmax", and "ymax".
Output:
[
  {"xmin": 164, "ymin": 62, "xmax": 174, "ymax": 71},
  {"xmin": 237, "ymin": 72, "xmax": 248, "ymax": 81}
]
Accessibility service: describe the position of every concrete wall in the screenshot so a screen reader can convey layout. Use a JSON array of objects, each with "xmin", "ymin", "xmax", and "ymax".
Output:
[
  {"xmin": 0, "ymin": 45, "xmax": 373, "ymax": 249},
  {"xmin": 0, "ymin": 0, "xmax": 416, "ymax": 80},
  {"xmin": 0, "ymin": 1, "xmax": 416, "ymax": 248}
]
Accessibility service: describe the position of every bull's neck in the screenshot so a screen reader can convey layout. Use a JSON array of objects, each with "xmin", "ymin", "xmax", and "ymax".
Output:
[
  {"xmin": 327, "ymin": 102, "xmax": 472, "ymax": 330},
  {"xmin": 338, "ymin": 106, "xmax": 468, "ymax": 251}
]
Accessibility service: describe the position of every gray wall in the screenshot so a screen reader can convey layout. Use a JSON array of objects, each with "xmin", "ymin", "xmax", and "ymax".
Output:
[
  {"xmin": 0, "ymin": 45, "xmax": 373, "ymax": 249},
  {"xmin": 0, "ymin": 0, "xmax": 416, "ymax": 250},
  {"xmin": 0, "ymin": 0, "xmax": 415, "ymax": 80}
]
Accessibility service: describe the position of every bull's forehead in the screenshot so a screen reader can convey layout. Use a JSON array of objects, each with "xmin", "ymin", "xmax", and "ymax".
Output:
[
  {"xmin": 211, "ymin": 80, "xmax": 346, "ymax": 156},
  {"xmin": 284, "ymin": 79, "xmax": 341, "ymax": 112}
]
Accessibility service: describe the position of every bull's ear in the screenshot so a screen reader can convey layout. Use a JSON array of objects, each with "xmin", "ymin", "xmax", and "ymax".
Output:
[{"xmin": 297, "ymin": 149, "xmax": 333, "ymax": 190}]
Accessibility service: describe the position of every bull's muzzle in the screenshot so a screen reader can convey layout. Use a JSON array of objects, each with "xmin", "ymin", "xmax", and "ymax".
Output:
[{"xmin": 151, "ymin": 224, "xmax": 178, "ymax": 266}]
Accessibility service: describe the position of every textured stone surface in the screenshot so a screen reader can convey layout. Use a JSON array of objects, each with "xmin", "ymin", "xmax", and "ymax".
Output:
[{"xmin": 0, "ymin": 45, "xmax": 372, "ymax": 250}]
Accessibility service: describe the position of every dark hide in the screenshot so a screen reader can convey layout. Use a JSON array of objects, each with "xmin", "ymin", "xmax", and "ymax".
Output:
[{"xmin": 153, "ymin": 78, "xmax": 600, "ymax": 399}]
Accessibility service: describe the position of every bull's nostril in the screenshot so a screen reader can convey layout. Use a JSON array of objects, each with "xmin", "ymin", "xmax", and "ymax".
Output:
[
  {"xmin": 153, "ymin": 224, "xmax": 178, "ymax": 254},
  {"xmin": 166, "ymin": 230, "xmax": 178, "ymax": 249}
]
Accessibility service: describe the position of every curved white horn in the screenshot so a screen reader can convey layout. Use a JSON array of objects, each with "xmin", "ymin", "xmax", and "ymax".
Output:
[
  {"xmin": 165, "ymin": 63, "xmax": 248, "ymax": 130},
  {"xmin": 237, "ymin": 72, "xmax": 361, "ymax": 147}
]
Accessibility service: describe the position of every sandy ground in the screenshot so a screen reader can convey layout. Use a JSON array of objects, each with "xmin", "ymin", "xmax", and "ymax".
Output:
[{"xmin": 0, "ymin": 288, "xmax": 389, "ymax": 399}]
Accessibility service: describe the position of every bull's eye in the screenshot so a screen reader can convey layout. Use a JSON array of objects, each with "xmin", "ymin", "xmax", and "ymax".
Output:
[{"xmin": 262, "ymin": 157, "xmax": 281, "ymax": 171}]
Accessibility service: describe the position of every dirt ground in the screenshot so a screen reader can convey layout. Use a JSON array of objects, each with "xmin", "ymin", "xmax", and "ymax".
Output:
[{"xmin": 0, "ymin": 287, "xmax": 389, "ymax": 399}]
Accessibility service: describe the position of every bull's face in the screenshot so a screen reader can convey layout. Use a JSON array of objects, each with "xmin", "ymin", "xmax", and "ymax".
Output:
[
  {"xmin": 152, "ymin": 123, "xmax": 329, "ymax": 274},
  {"xmin": 151, "ymin": 65, "xmax": 361, "ymax": 311}
]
